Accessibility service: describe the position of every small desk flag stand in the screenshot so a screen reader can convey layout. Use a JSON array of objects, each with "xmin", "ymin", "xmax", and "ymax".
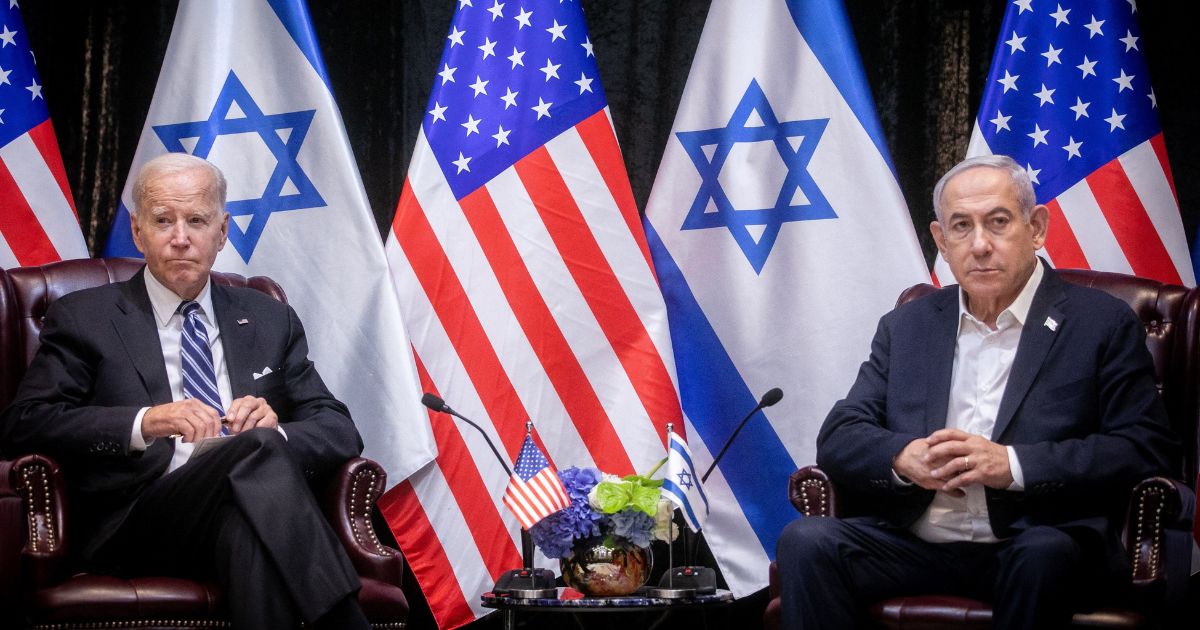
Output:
[{"xmin": 649, "ymin": 423, "xmax": 716, "ymax": 598}]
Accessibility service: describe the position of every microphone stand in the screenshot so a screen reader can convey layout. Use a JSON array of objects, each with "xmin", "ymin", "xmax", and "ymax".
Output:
[
  {"xmin": 653, "ymin": 388, "xmax": 784, "ymax": 596},
  {"xmin": 421, "ymin": 394, "xmax": 555, "ymax": 597}
]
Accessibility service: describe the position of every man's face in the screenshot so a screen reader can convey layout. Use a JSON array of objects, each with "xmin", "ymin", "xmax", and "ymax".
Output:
[
  {"xmin": 131, "ymin": 168, "xmax": 228, "ymax": 300},
  {"xmin": 930, "ymin": 166, "xmax": 1048, "ymax": 317}
]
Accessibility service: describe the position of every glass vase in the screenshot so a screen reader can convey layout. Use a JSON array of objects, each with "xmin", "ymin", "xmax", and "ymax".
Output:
[{"xmin": 559, "ymin": 540, "xmax": 652, "ymax": 597}]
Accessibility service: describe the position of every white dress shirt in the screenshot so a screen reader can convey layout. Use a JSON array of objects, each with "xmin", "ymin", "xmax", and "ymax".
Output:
[
  {"xmin": 129, "ymin": 269, "xmax": 233, "ymax": 474},
  {"xmin": 909, "ymin": 262, "xmax": 1041, "ymax": 543}
]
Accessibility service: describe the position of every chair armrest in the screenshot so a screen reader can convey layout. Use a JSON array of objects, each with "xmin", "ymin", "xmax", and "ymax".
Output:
[
  {"xmin": 1, "ymin": 454, "xmax": 69, "ymax": 593},
  {"xmin": 788, "ymin": 465, "xmax": 839, "ymax": 517},
  {"xmin": 320, "ymin": 457, "xmax": 405, "ymax": 587},
  {"xmin": 1123, "ymin": 476, "xmax": 1187, "ymax": 588}
]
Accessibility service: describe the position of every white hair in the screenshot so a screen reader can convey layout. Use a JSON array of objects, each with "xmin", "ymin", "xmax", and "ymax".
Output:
[
  {"xmin": 932, "ymin": 154, "xmax": 1036, "ymax": 223},
  {"xmin": 131, "ymin": 153, "xmax": 227, "ymax": 217}
]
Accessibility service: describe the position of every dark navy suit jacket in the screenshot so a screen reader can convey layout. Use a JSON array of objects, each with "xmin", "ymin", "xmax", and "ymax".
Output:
[
  {"xmin": 0, "ymin": 268, "xmax": 362, "ymax": 560},
  {"xmin": 817, "ymin": 262, "xmax": 1177, "ymax": 569}
]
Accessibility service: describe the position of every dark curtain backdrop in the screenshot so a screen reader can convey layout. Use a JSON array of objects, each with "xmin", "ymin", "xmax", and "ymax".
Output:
[{"xmin": 25, "ymin": 0, "xmax": 1199, "ymax": 264}]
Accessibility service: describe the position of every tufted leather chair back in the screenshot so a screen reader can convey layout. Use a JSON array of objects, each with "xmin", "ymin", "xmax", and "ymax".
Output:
[
  {"xmin": 0, "ymin": 258, "xmax": 287, "ymax": 411},
  {"xmin": 897, "ymin": 268, "xmax": 1200, "ymax": 490}
]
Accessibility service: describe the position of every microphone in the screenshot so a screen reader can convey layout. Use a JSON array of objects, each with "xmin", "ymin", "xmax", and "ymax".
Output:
[
  {"xmin": 421, "ymin": 393, "xmax": 555, "ymax": 595},
  {"xmin": 421, "ymin": 393, "xmax": 511, "ymax": 476},
  {"xmin": 701, "ymin": 388, "xmax": 783, "ymax": 483}
]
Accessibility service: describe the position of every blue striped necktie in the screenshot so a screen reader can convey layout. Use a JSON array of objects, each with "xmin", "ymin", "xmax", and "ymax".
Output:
[{"xmin": 179, "ymin": 300, "xmax": 227, "ymax": 434}]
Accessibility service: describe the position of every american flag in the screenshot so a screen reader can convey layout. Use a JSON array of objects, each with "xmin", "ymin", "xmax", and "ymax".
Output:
[
  {"xmin": 0, "ymin": 3, "xmax": 87, "ymax": 268},
  {"xmin": 380, "ymin": 0, "xmax": 682, "ymax": 626},
  {"xmin": 934, "ymin": 0, "xmax": 1194, "ymax": 287},
  {"xmin": 503, "ymin": 435, "xmax": 570, "ymax": 530}
]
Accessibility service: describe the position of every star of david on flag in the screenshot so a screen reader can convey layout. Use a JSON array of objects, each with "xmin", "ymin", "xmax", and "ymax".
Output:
[
  {"xmin": 678, "ymin": 79, "xmax": 834, "ymax": 274},
  {"xmin": 662, "ymin": 427, "xmax": 708, "ymax": 532},
  {"xmin": 936, "ymin": 0, "xmax": 1194, "ymax": 287},
  {"xmin": 151, "ymin": 71, "xmax": 324, "ymax": 262},
  {"xmin": 643, "ymin": 0, "xmax": 928, "ymax": 598}
]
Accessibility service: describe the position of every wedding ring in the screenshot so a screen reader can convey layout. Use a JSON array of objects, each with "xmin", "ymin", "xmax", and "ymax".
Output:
[{"xmin": 964, "ymin": 456, "xmax": 971, "ymax": 469}]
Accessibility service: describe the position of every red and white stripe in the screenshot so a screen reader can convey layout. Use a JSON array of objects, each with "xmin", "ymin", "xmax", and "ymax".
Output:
[
  {"xmin": 503, "ymin": 467, "xmax": 570, "ymax": 530},
  {"xmin": 933, "ymin": 127, "xmax": 1194, "ymax": 288},
  {"xmin": 0, "ymin": 121, "xmax": 87, "ymax": 268},
  {"xmin": 382, "ymin": 109, "xmax": 683, "ymax": 629}
]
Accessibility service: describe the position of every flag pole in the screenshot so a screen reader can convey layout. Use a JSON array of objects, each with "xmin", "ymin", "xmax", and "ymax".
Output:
[{"xmin": 521, "ymin": 421, "xmax": 536, "ymax": 570}]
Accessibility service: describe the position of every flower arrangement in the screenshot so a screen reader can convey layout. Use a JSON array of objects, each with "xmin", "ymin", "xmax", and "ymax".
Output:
[{"xmin": 529, "ymin": 465, "xmax": 677, "ymax": 560}]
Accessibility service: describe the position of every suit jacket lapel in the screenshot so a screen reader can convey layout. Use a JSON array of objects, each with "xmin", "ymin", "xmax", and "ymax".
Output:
[
  {"xmin": 212, "ymin": 284, "xmax": 258, "ymax": 398},
  {"xmin": 112, "ymin": 270, "xmax": 173, "ymax": 405},
  {"xmin": 993, "ymin": 264, "xmax": 1066, "ymax": 440},
  {"xmin": 925, "ymin": 289, "xmax": 960, "ymax": 436}
]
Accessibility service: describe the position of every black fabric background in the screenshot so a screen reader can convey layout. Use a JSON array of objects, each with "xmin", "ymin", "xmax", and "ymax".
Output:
[{"xmin": 24, "ymin": 1, "xmax": 1198, "ymax": 266}]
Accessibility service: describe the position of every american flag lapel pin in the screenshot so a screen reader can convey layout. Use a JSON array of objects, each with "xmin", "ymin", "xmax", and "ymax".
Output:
[
  {"xmin": 1044, "ymin": 316, "xmax": 1058, "ymax": 332},
  {"xmin": 237, "ymin": 318, "xmax": 250, "ymax": 325}
]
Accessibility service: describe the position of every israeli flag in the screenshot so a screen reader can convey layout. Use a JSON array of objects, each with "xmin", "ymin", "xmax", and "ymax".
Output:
[
  {"xmin": 662, "ymin": 427, "xmax": 709, "ymax": 533},
  {"xmin": 103, "ymin": 0, "xmax": 435, "ymax": 481},
  {"xmin": 643, "ymin": 0, "xmax": 929, "ymax": 595}
]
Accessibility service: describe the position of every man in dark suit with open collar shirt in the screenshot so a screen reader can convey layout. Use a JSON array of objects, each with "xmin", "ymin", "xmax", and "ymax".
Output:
[
  {"xmin": 1, "ymin": 153, "xmax": 371, "ymax": 629},
  {"xmin": 776, "ymin": 155, "xmax": 1178, "ymax": 628}
]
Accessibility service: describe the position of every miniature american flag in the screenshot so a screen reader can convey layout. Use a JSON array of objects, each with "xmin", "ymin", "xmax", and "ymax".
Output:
[{"xmin": 503, "ymin": 435, "xmax": 570, "ymax": 530}]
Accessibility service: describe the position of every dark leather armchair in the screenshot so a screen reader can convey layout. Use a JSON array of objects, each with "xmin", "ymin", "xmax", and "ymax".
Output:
[
  {"xmin": 764, "ymin": 268, "xmax": 1199, "ymax": 629},
  {"xmin": 0, "ymin": 258, "xmax": 409, "ymax": 629}
]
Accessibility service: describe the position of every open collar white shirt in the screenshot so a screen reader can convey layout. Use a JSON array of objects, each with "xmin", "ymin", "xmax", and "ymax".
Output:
[{"xmin": 910, "ymin": 262, "xmax": 1041, "ymax": 543}]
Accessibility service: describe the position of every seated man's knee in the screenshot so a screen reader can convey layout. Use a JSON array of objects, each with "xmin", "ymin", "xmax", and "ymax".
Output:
[
  {"xmin": 1003, "ymin": 526, "xmax": 1085, "ymax": 575},
  {"xmin": 778, "ymin": 516, "xmax": 844, "ymax": 566}
]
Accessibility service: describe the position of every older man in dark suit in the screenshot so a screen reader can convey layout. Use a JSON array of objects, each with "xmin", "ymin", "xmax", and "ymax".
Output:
[
  {"xmin": 1, "ymin": 153, "xmax": 370, "ymax": 629},
  {"xmin": 775, "ymin": 155, "xmax": 1178, "ymax": 628}
]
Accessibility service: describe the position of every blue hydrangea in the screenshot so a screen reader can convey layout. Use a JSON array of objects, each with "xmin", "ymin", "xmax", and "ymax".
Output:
[
  {"xmin": 529, "ymin": 467, "xmax": 606, "ymax": 559},
  {"xmin": 608, "ymin": 509, "xmax": 655, "ymax": 548}
]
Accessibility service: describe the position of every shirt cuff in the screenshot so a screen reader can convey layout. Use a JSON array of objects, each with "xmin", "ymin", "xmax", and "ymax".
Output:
[
  {"xmin": 130, "ymin": 407, "xmax": 151, "ymax": 452},
  {"xmin": 1005, "ymin": 445, "xmax": 1025, "ymax": 491},
  {"xmin": 891, "ymin": 468, "xmax": 914, "ymax": 486},
  {"xmin": 277, "ymin": 425, "xmax": 288, "ymax": 441}
]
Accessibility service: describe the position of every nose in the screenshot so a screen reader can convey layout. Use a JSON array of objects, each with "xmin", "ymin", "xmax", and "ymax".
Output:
[
  {"xmin": 168, "ymin": 221, "xmax": 190, "ymax": 247},
  {"xmin": 969, "ymin": 226, "xmax": 993, "ymax": 256}
]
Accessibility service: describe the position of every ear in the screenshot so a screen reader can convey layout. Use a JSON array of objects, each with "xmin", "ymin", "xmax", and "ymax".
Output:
[
  {"xmin": 929, "ymin": 220, "xmax": 947, "ymax": 255},
  {"xmin": 130, "ymin": 213, "xmax": 147, "ymax": 255},
  {"xmin": 218, "ymin": 212, "xmax": 229, "ymax": 251},
  {"xmin": 1029, "ymin": 204, "xmax": 1049, "ymax": 250}
]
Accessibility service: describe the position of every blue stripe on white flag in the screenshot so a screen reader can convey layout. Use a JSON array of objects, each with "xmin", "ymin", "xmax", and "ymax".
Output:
[
  {"xmin": 265, "ymin": 0, "xmax": 333, "ymax": 92},
  {"xmin": 784, "ymin": 0, "xmax": 896, "ymax": 175},
  {"xmin": 645, "ymin": 221, "xmax": 799, "ymax": 557},
  {"xmin": 663, "ymin": 479, "xmax": 704, "ymax": 531},
  {"xmin": 669, "ymin": 436, "xmax": 709, "ymax": 511},
  {"xmin": 103, "ymin": 202, "xmax": 141, "ymax": 258}
]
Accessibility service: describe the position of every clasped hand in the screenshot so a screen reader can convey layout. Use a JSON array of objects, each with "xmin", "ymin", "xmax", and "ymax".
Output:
[
  {"xmin": 141, "ymin": 396, "xmax": 279, "ymax": 442},
  {"xmin": 892, "ymin": 429, "xmax": 1013, "ymax": 496}
]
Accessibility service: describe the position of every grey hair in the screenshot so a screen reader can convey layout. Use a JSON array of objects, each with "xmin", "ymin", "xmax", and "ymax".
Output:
[
  {"xmin": 932, "ymin": 154, "xmax": 1036, "ymax": 223},
  {"xmin": 131, "ymin": 153, "xmax": 227, "ymax": 217}
]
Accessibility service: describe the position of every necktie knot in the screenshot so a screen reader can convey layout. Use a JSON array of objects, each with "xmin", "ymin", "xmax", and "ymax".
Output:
[{"xmin": 178, "ymin": 300, "xmax": 201, "ymax": 318}]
